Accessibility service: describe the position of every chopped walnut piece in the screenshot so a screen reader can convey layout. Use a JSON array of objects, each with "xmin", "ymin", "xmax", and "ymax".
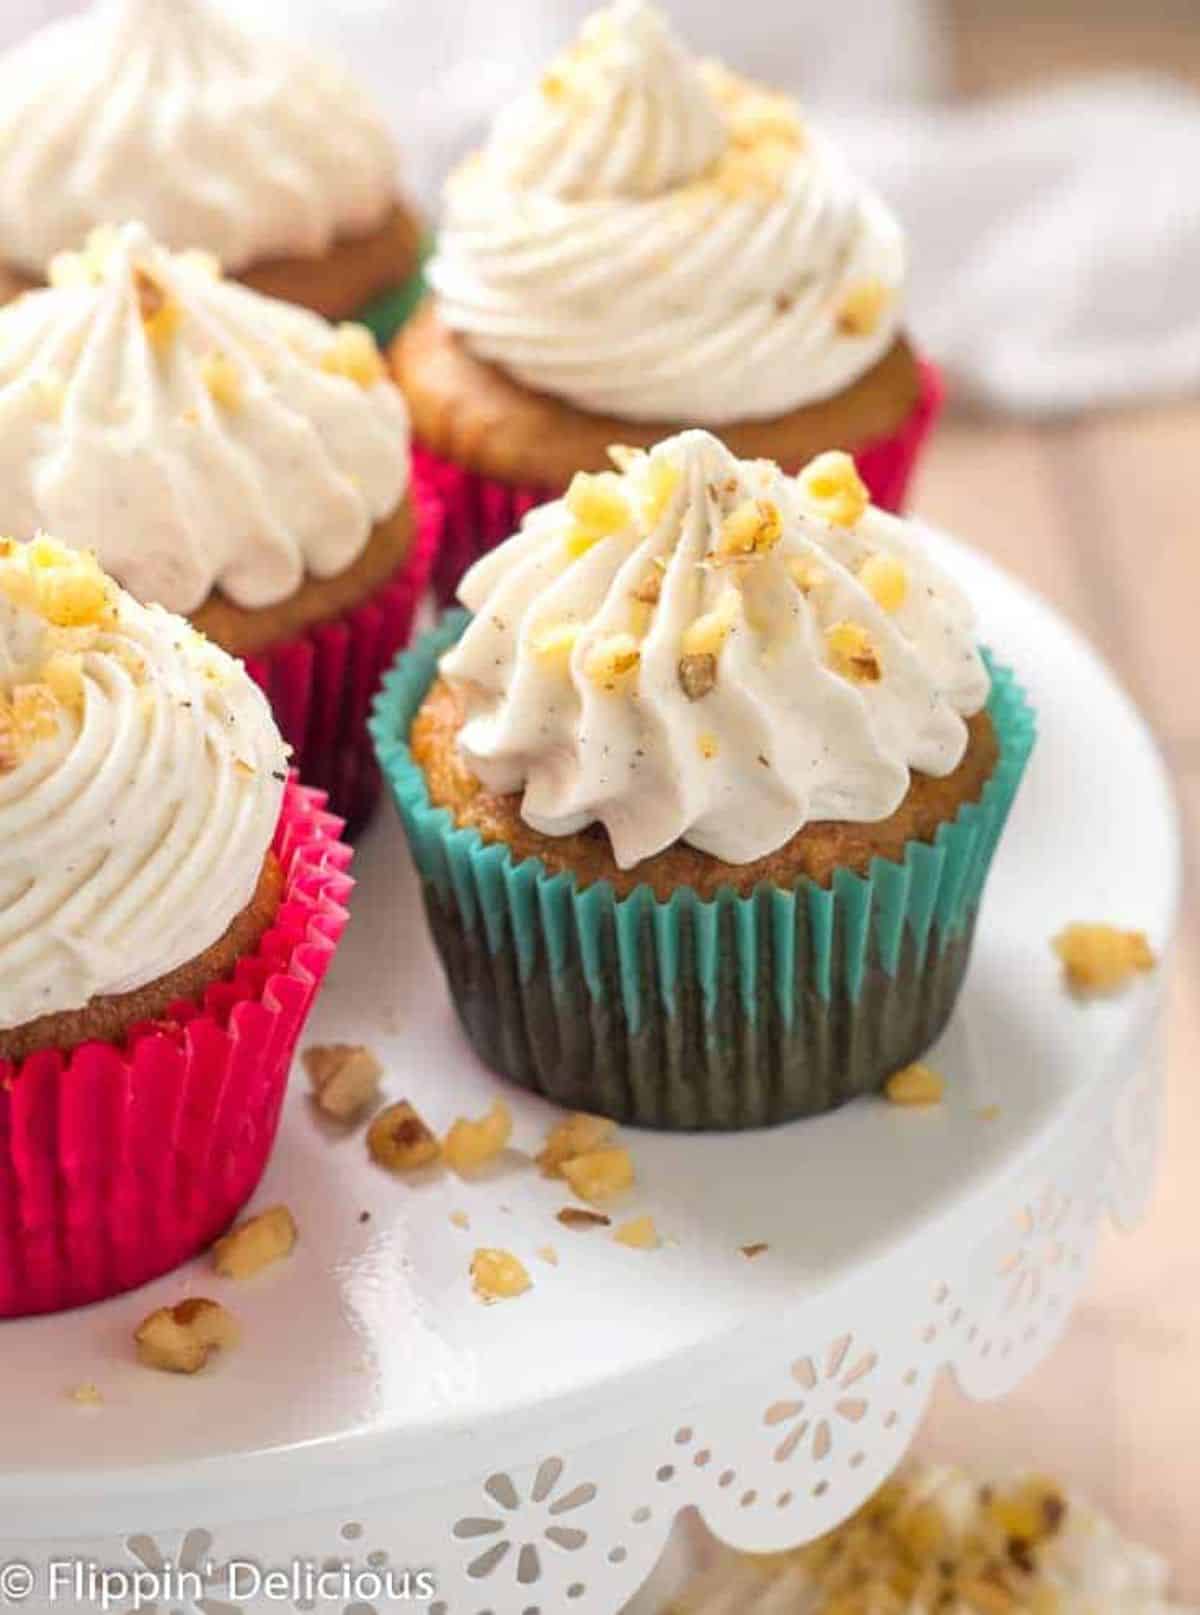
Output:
[
  {"xmin": 133, "ymin": 267, "xmax": 181, "ymax": 350},
  {"xmin": 449, "ymin": 1209, "xmax": 470, "ymax": 1231},
  {"xmin": 212, "ymin": 1204, "xmax": 297, "ymax": 1279},
  {"xmin": 837, "ymin": 277, "xmax": 893, "ymax": 337},
  {"xmin": 858, "ymin": 552, "xmax": 909, "ymax": 613},
  {"xmin": 304, "ymin": 1043, "xmax": 383, "ymax": 1122},
  {"xmin": 556, "ymin": 1206, "xmax": 612, "ymax": 1230},
  {"xmin": 134, "ymin": 1298, "xmax": 239, "ymax": 1374},
  {"xmin": 826, "ymin": 620, "xmax": 882, "ymax": 683},
  {"xmin": 884, "ymin": 1062, "xmax": 945, "ymax": 1107},
  {"xmin": 537, "ymin": 1244, "xmax": 560, "ymax": 1266},
  {"xmin": 470, "ymin": 1248, "xmax": 532, "ymax": 1302},
  {"xmin": 677, "ymin": 651, "xmax": 717, "ymax": 701},
  {"xmin": 537, "ymin": 1112, "xmax": 615, "ymax": 1177},
  {"xmin": 632, "ymin": 570, "xmax": 662, "ymax": 606},
  {"xmin": 741, "ymin": 1242, "xmax": 769, "ymax": 1259},
  {"xmin": 443, "ymin": 1099, "xmax": 513, "ymax": 1173},
  {"xmin": 320, "ymin": 322, "xmax": 385, "ymax": 387},
  {"xmin": 583, "ymin": 633, "xmax": 641, "ymax": 691},
  {"xmin": 561, "ymin": 1146, "xmax": 635, "ymax": 1204},
  {"xmin": 367, "ymin": 1100, "xmax": 441, "ymax": 1171},
  {"xmin": 697, "ymin": 732, "xmax": 719, "ymax": 760},
  {"xmin": 614, "ymin": 1214, "xmax": 660, "ymax": 1250},
  {"xmin": 716, "ymin": 498, "xmax": 782, "ymax": 560},
  {"xmin": 530, "ymin": 622, "xmax": 581, "ymax": 673},
  {"xmin": 1053, "ymin": 924, "xmax": 1156, "ymax": 996},
  {"xmin": 798, "ymin": 450, "xmax": 870, "ymax": 528},
  {"xmin": 787, "ymin": 555, "xmax": 827, "ymax": 595},
  {"xmin": 681, "ymin": 587, "xmax": 740, "ymax": 660}
]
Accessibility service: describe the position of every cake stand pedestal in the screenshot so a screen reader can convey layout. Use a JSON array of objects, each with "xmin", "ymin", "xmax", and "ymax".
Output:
[{"xmin": 0, "ymin": 531, "xmax": 1178, "ymax": 1615}]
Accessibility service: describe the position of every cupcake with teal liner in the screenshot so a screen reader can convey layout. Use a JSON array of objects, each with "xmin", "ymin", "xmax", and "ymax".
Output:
[
  {"xmin": 0, "ymin": 0, "xmax": 425, "ymax": 342},
  {"xmin": 371, "ymin": 431, "xmax": 1035, "ymax": 1129}
]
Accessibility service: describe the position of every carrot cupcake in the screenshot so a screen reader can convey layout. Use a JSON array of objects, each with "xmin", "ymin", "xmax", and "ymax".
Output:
[
  {"xmin": 0, "ymin": 535, "xmax": 351, "ymax": 1316},
  {"xmin": 0, "ymin": 0, "xmax": 424, "ymax": 342},
  {"xmin": 372, "ymin": 431, "xmax": 1034, "ymax": 1129},
  {"xmin": 0, "ymin": 220, "xmax": 439, "ymax": 828},
  {"xmin": 395, "ymin": 0, "xmax": 940, "ymax": 601}
]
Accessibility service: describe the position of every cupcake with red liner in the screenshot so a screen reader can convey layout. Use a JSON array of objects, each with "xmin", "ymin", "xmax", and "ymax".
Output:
[
  {"xmin": 0, "ymin": 535, "xmax": 351, "ymax": 1317},
  {"xmin": 394, "ymin": 0, "xmax": 940, "ymax": 602},
  {"xmin": 0, "ymin": 0, "xmax": 425, "ymax": 342},
  {"xmin": 0, "ymin": 221, "xmax": 439, "ymax": 829}
]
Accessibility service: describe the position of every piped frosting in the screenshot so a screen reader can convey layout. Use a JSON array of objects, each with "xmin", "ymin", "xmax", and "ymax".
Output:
[
  {"xmin": 0, "ymin": 222, "xmax": 410, "ymax": 613},
  {"xmin": 441, "ymin": 430, "xmax": 988, "ymax": 869},
  {"xmin": 0, "ymin": 0, "xmax": 397, "ymax": 277},
  {"xmin": 0, "ymin": 535, "xmax": 288, "ymax": 1033},
  {"xmin": 431, "ymin": 0, "xmax": 905, "ymax": 424}
]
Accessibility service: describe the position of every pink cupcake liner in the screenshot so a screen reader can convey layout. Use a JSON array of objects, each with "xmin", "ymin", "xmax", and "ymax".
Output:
[
  {"xmin": 0, "ymin": 779, "xmax": 352, "ymax": 1319},
  {"xmin": 244, "ymin": 491, "xmax": 442, "ymax": 833},
  {"xmin": 417, "ymin": 359, "xmax": 944, "ymax": 606}
]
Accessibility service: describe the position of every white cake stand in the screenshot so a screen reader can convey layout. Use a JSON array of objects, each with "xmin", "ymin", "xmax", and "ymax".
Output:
[{"xmin": 0, "ymin": 531, "xmax": 1178, "ymax": 1615}]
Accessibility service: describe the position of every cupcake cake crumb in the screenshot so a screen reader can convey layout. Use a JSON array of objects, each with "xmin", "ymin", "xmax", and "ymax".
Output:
[
  {"xmin": 68, "ymin": 1382, "xmax": 104, "ymax": 1407},
  {"xmin": 885, "ymin": 1063, "xmax": 945, "ymax": 1107},
  {"xmin": 538, "ymin": 1113, "xmax": 616, "ymax": 1177},
  {"xmin": 561, "ymin": 1147, "xmax": 636, "ymax": 1204},
  {"xmin": 614, "ymin": 1215, "xmax": 660, "ymax": 1250},
  {"xmin": 443, "ymin": 1100, "xmax": 513, "ymax": 1172}
]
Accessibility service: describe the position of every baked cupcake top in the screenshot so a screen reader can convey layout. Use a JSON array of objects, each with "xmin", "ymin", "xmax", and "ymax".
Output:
[
  {"xmin": 430, "ymin": 0, "xmax": 905, "ymax": 425},
  {"xmin": 441, "ymin": 430, "xmax": 989, "ymax": 868},
  {"xmin": 0, "ymin": 0, "xmax": 397, "ymax": 279},
  {"xmin": 0, "ymin": 535, "xmax": 288, "ymax": 1033},
  {"xmin": 0, "ymin": 222, "xmax": 410, "ymax": 614}
]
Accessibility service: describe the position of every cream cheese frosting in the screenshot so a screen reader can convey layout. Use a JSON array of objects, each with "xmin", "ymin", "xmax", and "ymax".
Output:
[
  {"xmin": 430, "ymin": 0, "xmax": 905, "ymax": 424},
  {"xmin": 0, "ymin": 535, "xmax": 289, "ymax": 1034},
  {"xmin": 0, "ymin": 222, "xmax": 410, "ymax": 614},
  {"xmin": 666, "ymin": 1465, "xmax": 1180, "ymax": 1615},
  {"xmin": 441, "ymin": 430, "xmax": 988, "ymax": 869},
  {"xmin": 0, "ymin": 0, "xmax": 397, "ymax": 278}
]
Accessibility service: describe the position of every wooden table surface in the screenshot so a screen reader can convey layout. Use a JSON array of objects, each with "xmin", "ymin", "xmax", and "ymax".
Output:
[
  {"xmin": 912, "ymin": 408, "xmax": 1200, "ymax": 1592},
  {"xmin": 913, "ymin": 8, "xmax": 1200, "ymax": 1589}
]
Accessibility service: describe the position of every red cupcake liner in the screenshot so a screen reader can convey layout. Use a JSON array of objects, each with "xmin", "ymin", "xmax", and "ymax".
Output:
[
  {"xmin": 417, "ymin": 360, "xmax": 944, "ymax": 605},
  {"xmin": 244, "ymin": 491, "xmax": 442, "ymax": 835},
  {"xmin": 0, "ymin": 779, "xmax": 352, "ymax": 1319}
]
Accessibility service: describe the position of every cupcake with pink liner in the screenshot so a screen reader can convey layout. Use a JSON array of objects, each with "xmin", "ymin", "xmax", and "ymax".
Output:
[
  {"xmin": 0, "ymin": 221, "xmax": 440, "ymax": 830},
  {"xmin": 393, "ymin": 0, "xmax": 940, "ymax": 602},
  {"xmin": 0, "ymin": 535, "xmax": 351, "ymax": 1317}
]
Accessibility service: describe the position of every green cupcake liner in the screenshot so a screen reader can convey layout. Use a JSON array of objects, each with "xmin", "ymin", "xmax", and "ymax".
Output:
[
  {"xmin": 354, "ymin": 238, "xmax": 431, "ymax": 347},
  {"xmin": 370, "ymin": 613, "xmax": 1036, "ymax": 1129}
]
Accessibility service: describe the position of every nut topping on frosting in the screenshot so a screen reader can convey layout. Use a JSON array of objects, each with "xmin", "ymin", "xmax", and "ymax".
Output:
[
  {"xmin": 441, "ymin": 430, "xmax": 989, "ymax": 869},
  {"xmin": 0, "ymin": 535, "xmax": 289, "ymax": 1033},
  {"xmin": 0, "ymin": 223, "xmax": 410, "ymax": 614},
  {"xmin": 430, "ymin": 0, "xmax": 905, "ymax": 424}
]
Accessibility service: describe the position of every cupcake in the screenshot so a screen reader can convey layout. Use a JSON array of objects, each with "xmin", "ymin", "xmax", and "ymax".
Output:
[
  {"xmin": 372, "ymin": 431, "xmax": 1034, "ymax": 1130},
  {"xmin": 662, "ymin": 1465, "xmax": 1176, "ymax": 1615},
  {"xmin": 0, "ymin": 220, "xmax": 439, "ymax": 830},
  {"xmin": 0, "ymin": 0, "xmax": 424, "ymax": 343},
  {"xmin": 394, "ymin": 0, "xmax": 941, "ymax": 602},
  {"xmin": 0, "ymin": 535, "xmax": 351, "ymax": 1316}
]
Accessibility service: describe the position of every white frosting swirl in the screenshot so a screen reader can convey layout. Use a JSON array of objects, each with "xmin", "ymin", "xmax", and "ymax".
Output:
[
  {"xmin": 0, "ymin": 0, "xmax": 397, "ymax": 277},
  {"xmin": 442, "ymin": 431, "xmax": 988, "ymax": 869},
  {"xmin": 0, "ymin": 222, "xmax": 411, "ymax": 613},
  {"xmin": 0, "ymin": 536, "xmax": 289, "ymax": 1034},
  {"xmin": 430, "ymin": 1, "xmax": 905, "ymax": 424}
]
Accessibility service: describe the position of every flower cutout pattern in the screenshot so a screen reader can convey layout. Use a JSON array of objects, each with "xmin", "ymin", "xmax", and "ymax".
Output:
[
  {"xmin": 997, "ymin": 1188, "xmax": 1072, "ymax": 1313},
  {"xmin": 452, "ymin": 1458, "xmax": 597, "ymax": 1588},
  {"xmin": 763, "ymin": 1334, "xmax": 877, "ymax": 1465},
  {"xmin": 122, "ymin": 1530, "xmax": 240, "ymax": 1615}
]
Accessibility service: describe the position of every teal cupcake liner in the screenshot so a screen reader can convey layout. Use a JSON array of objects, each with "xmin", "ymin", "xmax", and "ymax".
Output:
[
  {"xmin": 370, "ymin": 614, "xmax": 1036, "ymax": 1129},
  {"xmin": 354, "ymin": 239, "xmax": 431, "ymax": 347}
]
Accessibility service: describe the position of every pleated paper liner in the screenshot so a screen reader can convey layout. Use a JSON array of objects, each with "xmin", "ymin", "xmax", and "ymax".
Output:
[
  {"xmin": 0, "ymin": 780, "xmax": 352, "ymax": 1318},
  {"xmin": 371, "ymin": 613, "xmax": 1035, "ymax": 1131},
  {"xmin": 244, "ymin": 488, "xmax": 442, "ymax": 838},
  {"xmin": 415, "ymin": 359, "xmax": 945, "ymax": 606},
  {"xmin": 354, "ymin": 242, "xmax": 431, "ymax": 347}
]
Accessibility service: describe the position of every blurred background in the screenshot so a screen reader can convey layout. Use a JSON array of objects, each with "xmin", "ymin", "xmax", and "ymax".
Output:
[{"xmin": 4, "ymin": 0, "xmax": 1197, "ymax": 1597}]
